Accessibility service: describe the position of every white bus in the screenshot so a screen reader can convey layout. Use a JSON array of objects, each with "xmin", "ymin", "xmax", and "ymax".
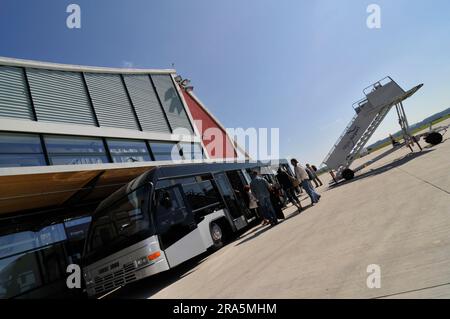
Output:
[{"xmin": 82, "ymin": 161, "xmax": 289, "ymax": 297}]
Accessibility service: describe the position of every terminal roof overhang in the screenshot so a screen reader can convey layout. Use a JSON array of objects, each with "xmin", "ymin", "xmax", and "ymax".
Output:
[
  {"xmin": 0, "ymin": 159, "xmax": 261, "ymax": 220},
  {"xmin": 0, "ymin": 160, "xmax": 190, "ymax": 219}
]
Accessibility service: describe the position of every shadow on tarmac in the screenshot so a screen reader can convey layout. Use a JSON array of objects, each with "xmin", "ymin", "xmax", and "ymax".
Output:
[
  {"xmin": 234, "ymin": 203, "xmax": 314, "ymax": 247},
  {"xmin": 234, "ymin": 225, "xmax": 273, "ymax": 247},
  {"xmin": 329, "ymin": 149, "xmax": 434, "ymax": 189}
]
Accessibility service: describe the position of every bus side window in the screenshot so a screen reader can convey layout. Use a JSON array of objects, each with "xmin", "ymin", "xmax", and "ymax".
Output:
[
  {"xmin": 182, "ymin": 180, "xmax": 223, "ymax": 219},
  {"xmin": 155, "ymin": 187, "xmax": 187, "ymax": 232},
  {"xmin": 155, "ymin": 187, "xmax": 194, "ymax": 249}
]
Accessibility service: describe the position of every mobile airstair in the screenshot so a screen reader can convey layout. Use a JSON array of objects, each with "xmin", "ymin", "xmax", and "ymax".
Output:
[{"xmin": 322, "ymin": 77, "xmax": 423, "ymax": 181}]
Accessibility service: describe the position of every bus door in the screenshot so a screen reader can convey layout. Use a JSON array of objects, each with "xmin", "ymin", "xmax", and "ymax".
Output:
[
  {"xmin": 226, "ymin": 170, "xmax": 257, "ymax": 222},
  {"xmin": 213, "ymin": 173, "xmax": 247, "ymax": 231},
  {"xmin": 154, "ymin": 185, "xmax": 206, "ymax": 268}
]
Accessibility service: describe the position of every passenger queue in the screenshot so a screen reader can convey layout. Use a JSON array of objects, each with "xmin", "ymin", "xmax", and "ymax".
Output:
[{"xmin": 246, "ymin": 159, "xmax": 324, "ymax": 227}]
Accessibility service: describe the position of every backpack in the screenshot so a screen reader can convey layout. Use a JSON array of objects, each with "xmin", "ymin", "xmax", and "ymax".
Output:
[{"xmin": 288, "ymin": 174, "xmax": 300, "ymax": 187}]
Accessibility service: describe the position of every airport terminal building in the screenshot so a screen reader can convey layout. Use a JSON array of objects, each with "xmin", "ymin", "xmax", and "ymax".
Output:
[{"xmin": 0, "ymin": 57, "xmax": 242, "ymax": 298}]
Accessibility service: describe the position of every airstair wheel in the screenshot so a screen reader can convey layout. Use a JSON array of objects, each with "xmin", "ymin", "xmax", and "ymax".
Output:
[
  {"xmin": 425, "ymin": 132, "xmax": 443, "ymax": 145},
  {"xmin": 342, "ymin": 169, "xmax": 355, "ymax": 181}
]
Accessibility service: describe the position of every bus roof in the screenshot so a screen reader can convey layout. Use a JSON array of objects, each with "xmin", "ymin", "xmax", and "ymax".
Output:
[{"xmin": 94, "ymin": 160, "xmax": 289, "ymax": 214}]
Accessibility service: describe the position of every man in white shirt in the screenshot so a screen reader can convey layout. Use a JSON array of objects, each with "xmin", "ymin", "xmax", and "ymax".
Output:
[{"xmin": 291, "ymin": 158, "xmax": 321, "ymax": 205}]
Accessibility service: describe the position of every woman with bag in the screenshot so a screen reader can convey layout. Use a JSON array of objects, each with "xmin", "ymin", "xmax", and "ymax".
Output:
[
  {"xmin": 276, "ymin": 168, "xmax": 302, "ymax": 211},
  {"xmin": 244, "ymin": 185, "xmax": 269, "ymax": 225}
]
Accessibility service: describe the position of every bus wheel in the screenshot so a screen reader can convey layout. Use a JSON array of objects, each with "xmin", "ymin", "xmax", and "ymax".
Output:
[
  {"xmin": 210, "ymin": 222, "xmax": 224, "ymax": 249},
  {"xmin": 342, "ymin": 169, "xmax": 355, "ymax": 181},
  {"xmin": 425, "ymin": 132, "xmax": 443, "ymax": 145}
]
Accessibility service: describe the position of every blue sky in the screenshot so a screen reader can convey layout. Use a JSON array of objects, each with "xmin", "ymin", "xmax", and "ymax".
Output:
[{"xmin": 1, "ymin": 0, "xmax": 450, "ymax": 164}]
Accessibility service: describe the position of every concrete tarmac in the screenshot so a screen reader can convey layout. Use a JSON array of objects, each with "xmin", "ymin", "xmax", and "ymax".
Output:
[{"xmin": 110, "ymin": 120, "xmax": 450, "ymax": 299}]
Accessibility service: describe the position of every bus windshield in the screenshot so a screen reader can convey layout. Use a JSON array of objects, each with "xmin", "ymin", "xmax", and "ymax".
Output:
[{"xmin": 83, "ymin": 185, "xmax": 153, "ymax": 265}]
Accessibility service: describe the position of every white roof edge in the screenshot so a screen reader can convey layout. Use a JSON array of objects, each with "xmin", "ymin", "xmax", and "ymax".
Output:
[{"xmin": 0, "ymin": 56, "xmax": 176, "ymax": 75}]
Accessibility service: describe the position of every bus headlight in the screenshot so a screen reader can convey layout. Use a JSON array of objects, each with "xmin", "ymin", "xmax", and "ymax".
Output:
[{"xmin": 134, "ymin": 256, "xmax": 149, "ymax": 268}]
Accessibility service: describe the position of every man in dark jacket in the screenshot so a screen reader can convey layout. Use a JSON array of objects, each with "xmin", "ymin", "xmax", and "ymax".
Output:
[
  {"xmin": 306, "ymin": 164, "xmax": 323, "ymax": 188},
  {"xmin": 276, "ymin": 168, "xmax": 302, "ymax": 211}
]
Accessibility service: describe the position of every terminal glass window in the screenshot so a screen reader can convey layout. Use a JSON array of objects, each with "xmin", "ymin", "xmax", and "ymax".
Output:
[
  {"xmin": 44, "ymin": 135, "xmax": 109, "ymax": 165},
  {"xmin": 107, "ymin": 139, "xmax": 151, "ymax": 163},
  {"xmin": 0, "ymin": 133, "xmax": 46, "ymax": 167},
  {"xmin": 149, "ymin": 141, "xmax": 182, "ymax": 161},
  {"xmin": 179, "ymin": 142, "xmax": 204, "ymax": 160},
  {"xmin": 64, "ymin": 216, "xmax": 92, "ymax": 264},
  {"xmin": 0, "ymin": 224, "xmax": 67, "ymax": 259},
  {"xmin": 0, "ymin": 224, "xmax": 68, "ymax": 299}
]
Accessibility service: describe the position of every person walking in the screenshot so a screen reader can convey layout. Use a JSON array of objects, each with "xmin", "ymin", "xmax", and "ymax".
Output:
[
  {"xmin": 389, "ymin": 134, "xmax": 400, "ymax": 148},
  {"xmin": 306, "ymin": 164, "xmax": 323, "ymax": 188},
  {"xmin": 250, "ymin": 170, "xmax": 278, "ymax": 226},
  {"xmin": 291, "ymin": 159, "xmax": 321, "ymax": 205},
  {"xmin": 276, "ymin": 167, "xmax": 302, "ymax": 211}
]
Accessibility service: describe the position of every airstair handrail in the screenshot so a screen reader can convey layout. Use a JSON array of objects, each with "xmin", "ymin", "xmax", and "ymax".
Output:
[{"xmin": 362, "ymin": 76, "xmax": 394, "ymax": 96}]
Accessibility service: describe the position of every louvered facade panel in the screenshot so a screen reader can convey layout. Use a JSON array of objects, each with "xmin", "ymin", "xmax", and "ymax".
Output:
[
  {"xmin": 0, "ymin": 66, "xmax": 34, "ymax": 120},
  {"xmin": 84, "ymin": 73, "xmax": 139, "ymax": 130},
  {"xmin": 26, "ymin": 68, "xmax": 96, "ymax": 126},
  {"xmin": 151, "ymin": 74, "xmax": 193, "ymax": 134},
  {"xmin": 123, "ymin": 75, "xmax": 171, "ymax": 134}
]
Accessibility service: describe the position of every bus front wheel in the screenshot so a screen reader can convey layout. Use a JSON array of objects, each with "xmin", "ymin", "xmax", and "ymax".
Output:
[{"xmin": 210, "ymin": 222, "xmax": 224, "ymax": 249}]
